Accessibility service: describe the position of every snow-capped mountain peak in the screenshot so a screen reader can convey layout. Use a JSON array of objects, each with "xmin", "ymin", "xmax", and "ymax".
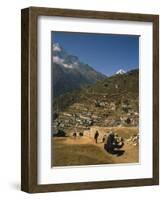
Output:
[{"xmin": 116, "ymin": 69, "xmax": 126, "ymax": 75}]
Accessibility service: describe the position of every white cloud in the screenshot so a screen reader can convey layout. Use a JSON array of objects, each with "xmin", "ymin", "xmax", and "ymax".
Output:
[
  {"xmin": 53, "ymin": 56, "xmax": 64, "ymax": 64},
  {"xmin": 63, "ymin": 63, "xmax": 73, "ymax": 68},
  {"xmin": 53, "ymin": 56, "xmax": 73, "ymax": 69},
  {"xmin": 53, "ymin": 43, "xmax": 61, "ymax": 52}
]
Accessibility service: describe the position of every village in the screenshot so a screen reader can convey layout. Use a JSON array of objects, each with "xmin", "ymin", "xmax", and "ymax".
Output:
[
  {"xmin": 52, "ymin": 98, "xmax": 139, "ymax": 137},
  {"xmin": 52, "ymin": 96, "xmax": 139, "ymax": 166}
]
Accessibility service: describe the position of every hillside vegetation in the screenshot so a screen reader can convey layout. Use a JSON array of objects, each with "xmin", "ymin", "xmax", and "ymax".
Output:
[{"xmin": 53, "ymin": 69, "xmax": 139, "ymax": 135}]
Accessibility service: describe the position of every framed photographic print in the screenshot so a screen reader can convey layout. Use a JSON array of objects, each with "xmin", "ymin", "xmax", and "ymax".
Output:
[{"xmin": 21, "ymin": 7, "xmax": 159, "ymax": 193}]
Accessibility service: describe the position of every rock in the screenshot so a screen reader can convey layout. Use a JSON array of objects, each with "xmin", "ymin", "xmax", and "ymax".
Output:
[{"xmin": 125, "ymin": 134, "xmax": 139, "ymax": 146}]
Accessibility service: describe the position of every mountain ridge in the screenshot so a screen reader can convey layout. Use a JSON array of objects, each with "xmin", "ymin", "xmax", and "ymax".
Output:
[{"xmin": 54, "ymin": 68, "xmax": 138, "ymax": 111}]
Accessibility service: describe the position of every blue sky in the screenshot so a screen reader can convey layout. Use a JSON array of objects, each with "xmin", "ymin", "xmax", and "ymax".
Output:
[{"xmin": 52, "ymin": 31, "xmax": 139, "ymax": 76}]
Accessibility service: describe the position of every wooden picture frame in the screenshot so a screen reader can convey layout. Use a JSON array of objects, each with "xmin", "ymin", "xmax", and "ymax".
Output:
[{"xmin": 21, "ymin": 7, "xmax": 159, "ymax": 193}]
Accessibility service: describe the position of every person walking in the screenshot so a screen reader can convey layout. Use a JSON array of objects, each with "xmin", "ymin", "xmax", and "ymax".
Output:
[
  {"xmin": 73, "ymin": 132, "xmax": 77, "ymax": 139},
  {"xmin": 94, "ymin": 130, "xmax": 99, "ymax": 143},
  {"xmin": 102, "ymin": 134, "xmax": 107, "ymax": 143}
]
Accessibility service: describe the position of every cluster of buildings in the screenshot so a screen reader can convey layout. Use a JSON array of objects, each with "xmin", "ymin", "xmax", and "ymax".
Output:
[{"xmin": 53, "ymin": 98, "xmax": 139, "ymax": 136}]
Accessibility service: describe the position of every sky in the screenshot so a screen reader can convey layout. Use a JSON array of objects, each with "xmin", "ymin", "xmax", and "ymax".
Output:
[{"xmin": 52, "ymin": 31, "xmax": 139, "ymax": 76}]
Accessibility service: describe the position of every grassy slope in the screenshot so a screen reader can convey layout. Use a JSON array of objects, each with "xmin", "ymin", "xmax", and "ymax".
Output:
[{"xmin": 53, "ymin": 69, "xmax": 139, "ymax": 112}]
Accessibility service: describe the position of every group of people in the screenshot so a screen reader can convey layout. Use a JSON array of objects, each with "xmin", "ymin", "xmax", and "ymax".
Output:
[
  {"xmin": 73, "ymin": 132, "xmax": 83, "ymax": 138},
  {"xmin": 72, "ymin": 129, "xmax": 124, "ymax": 155},
  {"xmin": 94, "ymin": 130, "xmax": 124, "ymax": 154}
]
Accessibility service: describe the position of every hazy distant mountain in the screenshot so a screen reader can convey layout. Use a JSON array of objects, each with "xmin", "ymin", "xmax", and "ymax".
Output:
[{"xmin": 52, "ymin": 43, "xmax": 106, "ymax": 97}]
